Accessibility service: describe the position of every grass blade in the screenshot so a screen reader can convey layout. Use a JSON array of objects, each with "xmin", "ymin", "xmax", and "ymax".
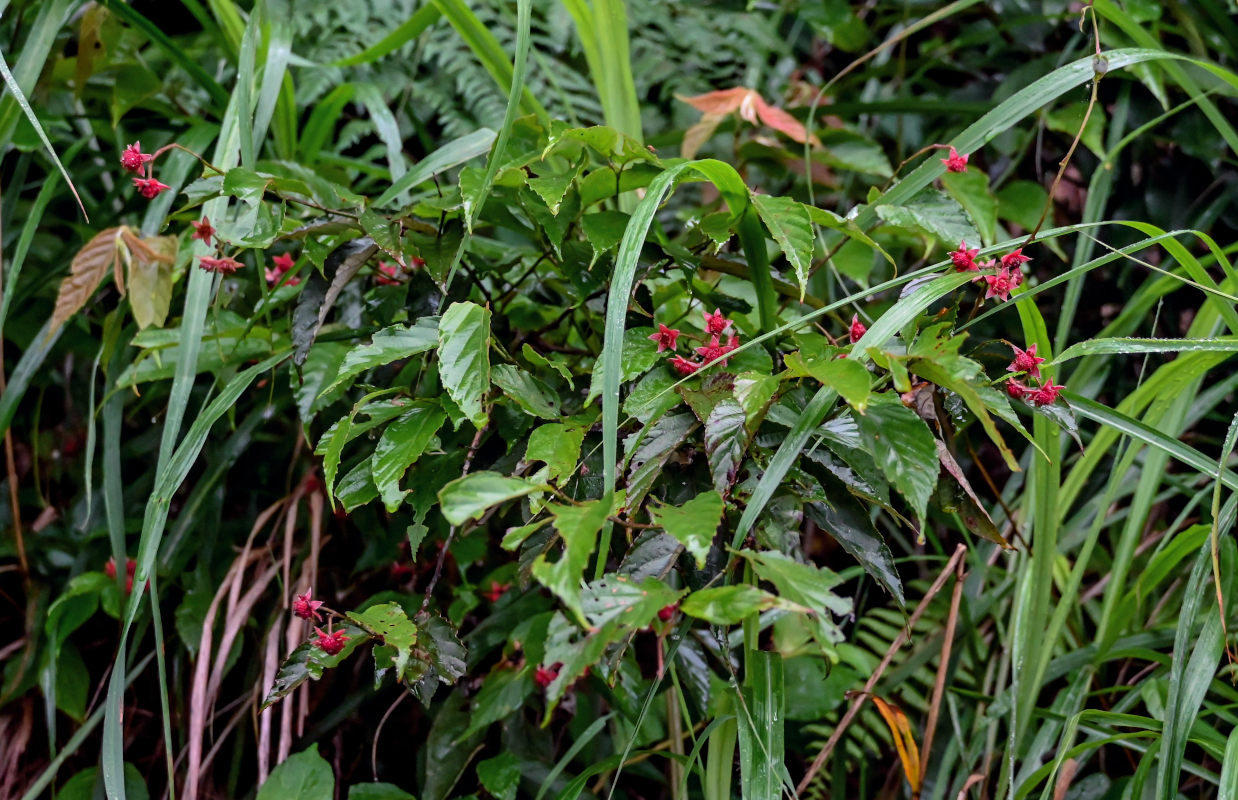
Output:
[
  {"xmin": 332, "ymin": 4, "xmax": 442, "ymax": 67},
  {"xmin": 0, "ymin": 47, "xmax": 87, "ymax": 220},
  {"xmin": 375, "ymin": 129, "xmax": 497, "ymax": 208}
]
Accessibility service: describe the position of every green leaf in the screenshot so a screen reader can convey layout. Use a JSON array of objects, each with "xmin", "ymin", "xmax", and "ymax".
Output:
[
  {"xmin": 437, "ymin": 301, "xmax": 492, "ymax": 429},
  {"xmin": 742, "ymin": 550, "xmax": 852, "ymax": 650},
  {"xmin": 941, "ymin": 169, "xmax": 997, "ymax": 246},
  {"xmin": 681, "ymin": 585, "xmax": 788, "ymax": 625},
  {"xmin": 626, "ymin": 412, "xmax": 695, "ymax": 511},
  {"xmin": 796, "ymin": 355, "xmax": 871, "ymax": 412},
  {"xmin": 704, "ymin": 399, "xmax": 748, "ymax": 495},
  {"xmin": 347, "ymin": 782, "xmax": 415, "ymax": 800},
  {"xmin": 527, "ymin": 161, "xmax": 582, "ymax": 215},
  {"xmin": 526, "ymin": 423, "xmax": 585, "ymax": 483},
  {"xmin": 581, "ymin": 575, "xmax": 683, "ymax": 630},
  {"xmin": 751, "ymin": 193, "xmax": 815, "ymax": 301},
  {"xmin": 816, "ymin": 129, "xmax": 891, "ymax": 176},
  {"xmin": 587, "ymin": 327, "xmax": 660, "ymax": 405},
  {"xmin": 996, "ymin": 180, "xmax": 1049, "ymax": 232},
  {"xmin": 531, "ymin": 498, "xmax": 613, "ymax": 624},
  {"xmin": 875, "ymin": 188, "xmax": 980, "ymax": 248},
  {"xmin": 806, "ymin": 497, "xmax": 904, "ymax": 607},
  {"xmin": 126, "ymin": 238, "xmax": 176, "ymax": 330},
  {"xmin": 477, "ymin": 752, "xmax": 522, "ymax": 800},
  {"xmin": 360, "ymin": 208, "xmax": 404, "ymax": 263},
  {"xmin": 349, "ymin": 602, "xmax": 419, "ymax": 682},
  {"xmin": 463, "ymin": 665, "xmax": 535, "ymax": 739},
  {"xmin": 854, "ymin": 394, "xmax": 938, "ymax": 526},
  {"xmin": 371, "ymin": 403, "xmax": 448, "ymax": 512},
  {"xmin": 545, "ymin": 125, "xmax": 657, "ymax": 165},
  {"xmin": 262, "ymin": 626, "xmax": 369, "ymax": 708},
  {"xmin": 1051, "ymin": 336, "xmax": 1238, "ymax": 365},
  {"xmin": 492, "ymin": 364, "xmax": 560, "ymax": 419},
  {"xmin": 648, "ymin": 490, "xmax": 723, "ymax": 569},
  {"xmin": 324, "ymin": 319, "xmax": 440, "ymax": 396},
  {"xmin": 438, "ymin": 472, "xmax": 542, "ymax": 526},
  {"xmin": 581, "ymin": 211, "xmax": 630, "ymax": 264},
  {"xmin": 256, "ymin": 745, "xmax": 334, "ymax": 800}
]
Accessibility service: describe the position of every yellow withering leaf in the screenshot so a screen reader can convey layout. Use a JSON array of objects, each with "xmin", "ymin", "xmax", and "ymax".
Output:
[
  {"xmin": 871, "ymin": 694, "xmax": 922, "ymax": 796},
  {"xmin": 123, "ymin": 232, "xmax": 178, "ymax": 330},
  {"xmin": 50, "ymin": 226, "xmax": 125, "ymax": 336}
]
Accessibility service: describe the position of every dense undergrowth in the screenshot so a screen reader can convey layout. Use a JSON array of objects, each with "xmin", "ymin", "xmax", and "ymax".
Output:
[{"xmin": 2, "ymin": 1, "xmax": 1238, "ymax": 799}]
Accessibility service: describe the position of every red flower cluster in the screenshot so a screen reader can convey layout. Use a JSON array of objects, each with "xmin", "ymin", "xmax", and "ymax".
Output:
[
  {"xmin": 314, "ymin": 627, "xmax": 349, "ymax": 656},
  {"xmin": 940, "ymin": 146, "xmax": 969, "ymax": 173},
  {"xmin": 653, "ymin": 309, "xmax": 741, "ymax": 376},
  {"xmin": 375, "ymin": 261, "xmax": 404, "ymax": 286},
  {"xmin": 1004, "ymin": 345, "xmax": 1063, "ymax": 405},
  {"xmin": 190, "ymin": 217, "xmax": 215, "ymax": 245},
  {"xmin": 534, "ymin": 663, "xmax": 562, "ymax": 688},
  {"xmin": 948, "ymin": 242, "xmax": 1029, "ymax": 302},
  {"xmin": 198, "ymin": 255, "xmax": 244, "ymax": 275},
  {"xmin": 657, "ymin": 603, "xmax": 677, "ymax": 622},
  {"xmin": 1006, "ymin": 344, "xmax": 1044, "ymax": 379},
  {"xmin": 105, "ymin": 557, "xmax": 137, "ymax": 594},
  {"xmin": 266, "ymin": 252, "xmax": 301, "ymax": 287},
  {"xmin": 292, "ymin": 590, "xmax": 324, "ymax": 622},
  {"xmin": 122, "ymin": 142, "xmax": 174, "ymax": 200},
  {"xmin": 482, "ymin": 581, "xmax": 510, "ymax": 603},
  {"xmin": 849, "ymin": 314, "xmax": 867, "ymax": 344}
]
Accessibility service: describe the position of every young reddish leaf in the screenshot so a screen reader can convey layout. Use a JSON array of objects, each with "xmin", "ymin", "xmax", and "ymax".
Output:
[
  {"xmin": 51, "ymin": 227, "xmax": 125, "ymax": 336},
  {"xmin": 676, "ymin": 87, "xmax": 751, "ymax": 115}
]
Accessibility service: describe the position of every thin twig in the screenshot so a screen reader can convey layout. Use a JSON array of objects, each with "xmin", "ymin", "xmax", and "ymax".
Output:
[
  {"xmin": 422, "ymin": 425, "xmax": 487, "ymax": 612},
  {"xmin": 920, "ymin": 553, "xmax": 966, "ymax": 781},
  {"xmin": 796, "ymin": 544, "xmax": 968, "ymax": 793}
]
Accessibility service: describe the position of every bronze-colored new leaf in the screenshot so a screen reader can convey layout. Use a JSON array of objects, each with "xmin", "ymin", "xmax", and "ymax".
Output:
[
  {"xmin": 50, "ymin": 226, "xmax": 124, "ymax": 336},
  {"xmin": 678, "ymin": 87, "xmax": 822, "ymax": 149}
]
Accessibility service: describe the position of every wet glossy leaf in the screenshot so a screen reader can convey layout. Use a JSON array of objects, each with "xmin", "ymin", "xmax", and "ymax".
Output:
[
  {"xmin": 324, "ymin": 317, "xmax": 439, "ymax": 396},
  {"xmin": 492, "ymin": 363, "xmax": 560, "ymax": 419},
  {"xmin": 704, "ymin": 398, "xmax": 748, "ymax": 495},
  {"xmin": 438, "ymin": 301, "xmax": 492, "ymax": 429},
  {"xmin": 855, "ymin": 394, "xmax": 938, "ymax": 526},
  {"xmin": 438, "ymin": 472, "xmax": 542, "ymax": 526},
  {"xmin": 371, "ymin": 402, "xmax": 447, "ymax": 511},
  {"xmin": 875, "ymin": 188, "xmax": 980, "ymax": 248},
  {"xmin": 525, "ymin": 422, "xmax": 585, "ymax": 483}
]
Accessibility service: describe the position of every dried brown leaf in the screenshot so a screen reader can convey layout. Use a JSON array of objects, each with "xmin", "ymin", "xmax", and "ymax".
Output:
[{"xmin": 51, "ymin": 226, "xmax": 124, "ymax": 335}]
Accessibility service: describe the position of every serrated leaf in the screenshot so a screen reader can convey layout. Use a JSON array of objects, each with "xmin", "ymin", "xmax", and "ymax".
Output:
[
  {"xmin": 438, "ymin": 471, "xmax": 542, "ymax": 526},
  {"xmin": 526, "ymin": 422, "xmax": 585, "ymax": 483},
  {"xmin": 416, "ymin": 611, "xmax": 467, "ymax": 685},
  {"xmin": 751, "ymin": 193, "xmax": 814, "ymax": 300},
  {"xmin": 581, "ymin": 210, "xmax": 630, "ymax": 265},
  {"xmin": 372, "ymin": 402, "xmax": 447, "ymax": 511},
  {"xmin": 337, "ymin": 458, "xmax": 380, "ymax": 512},
  {"xmin": 527, "ymin": 160, "xmax": 581, "ymax": 215},
  {"xmin": 854, "ymin": 394, "xmax": 938, "ymax": 526},
  {"xmin": 625, "ymin": 412, "xmax": 695, "ymax": 510},
  {"xmin": 581, "ymin": 575, "xmax": 684, "ymax": 630},
  {"xmin": 261, "ymin": 626, "xmax": 368, "ymax": 709},
  {"xmin": 649, "ymin": 490, "xmax": 723, "ymax": 569},
  {"xmin": 704, "ymin": 398, "xmax": 748, "ymax": 495},
  {"xmin": 806, "ymin": 496, "xmax": 904, "ymax": 606},
  {"xmin": 875, "ymin": 188, "xmax": 980, "ymax": 248},
  {"xmin": 438, "ymin": 301, "xmax": 491, "ymax": 429},
  {"xmin": 360, "ymin": 207, "xmax": 403, "ymax": 263},
  {"xmin": 51, "ymin": 226, "xmax": 123, "ymax": 335},
  {"xmin": 531, "ymin": 498, "xmax": 613, "ymax": 625},
  {"xmin": 742, "ymin": 549, "xmax": 852, "ymax": 650},
  {"xmin": 323, "ymin": 318, "xmax": 440, "ymax": 396},
  {"xmin": 348, "ymin": 602, "xmax": 418, "ymax": 681},
  {"xmin": 941, "ymin": 169, "xmax": 997, "ymax": 246}
]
